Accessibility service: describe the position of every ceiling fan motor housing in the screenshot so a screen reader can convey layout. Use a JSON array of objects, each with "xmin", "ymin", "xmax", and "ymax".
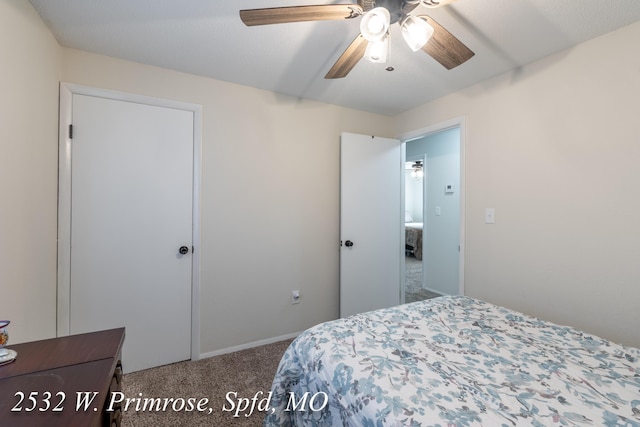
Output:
[{"xmin": 359, "ymin": 0, "xmax": 417, "ymax": 24}]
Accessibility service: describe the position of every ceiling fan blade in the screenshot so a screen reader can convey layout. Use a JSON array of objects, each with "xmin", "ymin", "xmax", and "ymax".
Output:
[
  {"xmin": 240, "ymin": 4, "xmax": 363, "ymax": 26},
  {"xmin": 419, "ymin": 15, "xmax": 474, "ymax": 69},
  {"xmin": 325, "ymin": 34, "xmax": 368, "ymax": 79}
]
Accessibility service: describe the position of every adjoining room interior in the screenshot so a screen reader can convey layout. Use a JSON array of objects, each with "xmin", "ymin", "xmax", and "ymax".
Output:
[
  {"xmin": 404, "ymin": 126, "xmax": 461, "ymax": 303},
  {"xmin": 404, "ymin": 158, "xmax": 435, "ymax": 303}
]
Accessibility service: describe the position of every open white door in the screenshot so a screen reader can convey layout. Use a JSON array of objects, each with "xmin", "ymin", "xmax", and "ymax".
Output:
[{"xmin": 340, "ymin": 132, "xmax": 402, "ymax": 318}]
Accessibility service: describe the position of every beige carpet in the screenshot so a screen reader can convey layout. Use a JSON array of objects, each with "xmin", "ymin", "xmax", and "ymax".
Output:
[
  {"xmin": 120, "ymin": 339, "xmax": 292, "ymax": 427},
  {"xmin": 405, "ymin": 255, "xmax": 441, "ymax": 303}
]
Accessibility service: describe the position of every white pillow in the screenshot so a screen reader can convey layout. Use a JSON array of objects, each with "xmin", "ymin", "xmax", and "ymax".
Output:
[{"xmin": 405, "ymin": 211, "xmax": 413, "ymax": 222}]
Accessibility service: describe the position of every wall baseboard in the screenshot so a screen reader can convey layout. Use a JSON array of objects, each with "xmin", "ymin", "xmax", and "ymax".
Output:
[
  {"xmin": 198, "ymin": 331, "xmax": 301, "ymax": 360},
  {"xmin": 424, "ymin": 286, "xmax": 447, "ymax": 296}
]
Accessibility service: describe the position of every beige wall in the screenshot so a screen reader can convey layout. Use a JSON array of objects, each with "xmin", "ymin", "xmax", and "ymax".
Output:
[
  {"xmin": 0, "ymin": 0, "xmax": 61, "ymax": 343},
  {"xmin": 3, "ymin": 0, "xmax": 638, "ymax": 353},
  {"xmin": 61, "ymin": 49, "xmax": 395, "ymax": 354},
  {"xmin": 396, "ymin": 21, "xmax": 640, "ymax": 348}
]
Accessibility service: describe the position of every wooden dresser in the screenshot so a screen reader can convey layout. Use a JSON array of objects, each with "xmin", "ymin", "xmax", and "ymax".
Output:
[{"xmin": 0, "ymin": 328, "xmax": 125, "ymax": 427}]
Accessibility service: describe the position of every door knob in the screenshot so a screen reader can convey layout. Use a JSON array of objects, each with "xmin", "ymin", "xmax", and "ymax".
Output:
[
  {"xmin": 179, "ymin": 246, "xmax": 189, "ymax": 255},
  {"xmin": 345, "ymin": 240, "xmax": 354, "ymax": 247}
]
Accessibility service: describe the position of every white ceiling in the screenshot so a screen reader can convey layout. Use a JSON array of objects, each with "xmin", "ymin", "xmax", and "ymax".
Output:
[{"xmin": 29, "ymin": 0, "xmax": 640, "ymax": 116}]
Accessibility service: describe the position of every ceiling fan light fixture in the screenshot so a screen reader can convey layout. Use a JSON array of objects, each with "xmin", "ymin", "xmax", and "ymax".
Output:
[
  {"xmin": 360, "ymin": 7, "xmax": 391, "ymax": 41},
  {"xmin": 401, "ymin": 16, "xmax": 434, "ymax": 52},
  {"xmin": 411, "ymin": 161, "xmax": 424, "ymax": 179},
  {"xmin": 364, "ymin": 35, "xmax": 389, "ymax": 63}
]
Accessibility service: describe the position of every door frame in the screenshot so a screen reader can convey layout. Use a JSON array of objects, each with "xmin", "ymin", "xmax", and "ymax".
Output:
[
  {"xmin": 57, "ymin": 83, "xmax": 203, "ymax": 361},
  {"xmin": 399, "ymin": 116, "xmax": 466, "ymax": 296}
]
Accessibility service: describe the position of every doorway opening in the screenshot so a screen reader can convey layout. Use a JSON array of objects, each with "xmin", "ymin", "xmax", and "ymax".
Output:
[
  {"xmin": 401, "ymin": 121, "xmax": 464, "ymax": 303},
  {"xmin": 404, "ymin": 158, "xmax": 440, "ymax": 303}
]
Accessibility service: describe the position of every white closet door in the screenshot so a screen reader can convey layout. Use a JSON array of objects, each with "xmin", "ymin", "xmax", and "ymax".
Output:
[{"xmin": 69, "ymin": 94, "xmax": 194, "ymax": 373}]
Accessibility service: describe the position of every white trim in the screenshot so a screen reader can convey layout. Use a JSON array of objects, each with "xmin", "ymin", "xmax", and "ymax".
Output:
[
  {"xmin": 398, "ymin": 116, "xmax": 465, "ymax": 142},
  {"xmin": 399, "ymin": 144, "xmax": 406, "ymax": 305},
  {"xmin": 420, "ymin": 153, "xmax": 428, "ymax": 291},
  {"xmin": 56, "ymin": 82, "xmax": 203, "ymax": 362},
  {"xmin": 199, "ymin": 331, "xmax": 301, "ymax": 360},
  {"xmin": 57, "ymin": 84, "xmax": 73, "ymax": 335},
  {"xmin": 421, "ymin": 286, "xmax": 445, "ymax": 296},
  {"xmin": 190, "ymin": 99, "xmax": 203, "ymax": 362},
  {"xmin": 397, "ymin": 116, "xmax": 466, "ymax": 296}
]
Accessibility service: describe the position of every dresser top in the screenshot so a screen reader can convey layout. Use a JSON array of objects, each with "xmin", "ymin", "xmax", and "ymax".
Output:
[{"xmin": 0, "ymin": 328, "xmax": 125, "ymax": 380}]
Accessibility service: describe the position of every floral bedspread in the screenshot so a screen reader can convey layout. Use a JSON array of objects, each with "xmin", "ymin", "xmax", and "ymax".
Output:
[{"xmin": 263, "ymin": 296, "xmax": 640, "ymax": 426}]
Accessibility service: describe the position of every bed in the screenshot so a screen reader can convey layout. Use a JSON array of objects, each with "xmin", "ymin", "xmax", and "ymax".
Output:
[
  {"xmin": 405, "ymin": 222, "xmax": 423, "ymax": 260},
  {"xmin": 263, "ymin": 296, "xmax": 640, "ymax": 426}
]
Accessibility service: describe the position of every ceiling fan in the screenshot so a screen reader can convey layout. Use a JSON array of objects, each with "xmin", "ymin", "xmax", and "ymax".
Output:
[{"xmin": 239, "ymin": 0, "xmax": 474, "ymax": 79}]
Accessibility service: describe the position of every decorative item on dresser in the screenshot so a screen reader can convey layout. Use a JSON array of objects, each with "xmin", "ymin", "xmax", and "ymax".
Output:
[
  {"xmin": 0, "ymin": 328, "xmax": 125, "ymax": 427},
  {"xmin": 0, "ymin": 320, "xmax": 13, "ymax": 363}
]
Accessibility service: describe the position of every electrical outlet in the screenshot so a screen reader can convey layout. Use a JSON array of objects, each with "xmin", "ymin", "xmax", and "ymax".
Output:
[
  {"xmin": 291, "ymin": 290, "xmax": 301, "ymax": 304},
  {"xmin": 485, "ymin": 208, "xmax": 495, "ymax": 224}
]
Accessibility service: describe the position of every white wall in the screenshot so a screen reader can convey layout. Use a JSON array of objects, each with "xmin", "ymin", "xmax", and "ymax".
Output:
[
  {"xmin": 0, "ymin": 0, "xmax": 61, "ymax": 343},
  {"xmin": 60, "ymin": 48, "xmax": 395, "ymax": 355},
  {"xmin": 396, "ymin": 21, "xmax": 640, "ymax": 348},
  {"xmin": 404, "ymin": 166, "xmax": 423, "ymax": 222}
]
